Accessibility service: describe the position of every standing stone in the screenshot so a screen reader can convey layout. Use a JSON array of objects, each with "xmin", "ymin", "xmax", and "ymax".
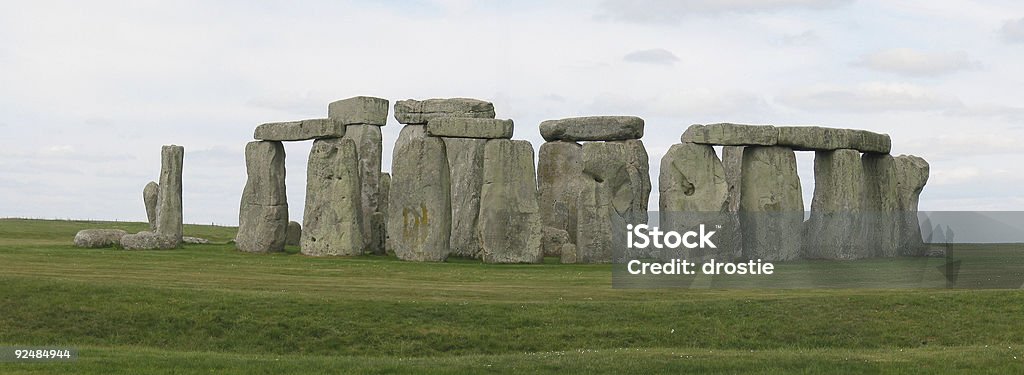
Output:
[
  {"xmin": 379, "ymin": 173, "xmax": 391, "ymax": 254},
  {"xmin": 478, "ymin": 139, "xmax": 543, "ymax": 263},
  {"xmin": 285, "ymin": 221, "xmax": 302, "ymax": 247},
  {"xmin": 722, "ymin": 146, "xmax": 744, "ymax": 212},
  {"xmin": 621, "ymin": 139, "xmax": 651, "ymax": 225},
  {"xmin": 895, "ymin": 155, "xmax": 929, "ymax": 256},
  {"xmin": 236, "ymin": 141, "xmax": 289, "ymax": 253},
  {"xmin": 862, "ymin": 153, "xmax": 901, "ymax": 258},
  {"xmin": 302, "ymin": 138, "xmax": 363, "ymax": 256},
  {"xmin": 803, "ymin": 149, "xmax": 868, "ymax": 260},
  {"xmin": 575, "ymin": 142, "xmax": 632, "ymax": 263},
  {"xmin": 394, "ymin": 98, "xmax": 495, "ymax": 125},
  {"xmin": 659, "ymin": 143, "xmax": 741, "ymax": 261},
  {"xmin": 143, "ymin": 181, "xmax": 159, "ymax": 229},
  {"xmin": 739, "ymin": 146, "xmax": 803, "ymax": 261},
  {"xmin": 443, "ymin": 137, "xmax": 487, "ymax": 258},
  {"xmin": 343, "ymin": 124, "xmax": 383, "ymax": 253},
  {"xmin": 538, "ymin": 141, "xmax": 584, "ymax": 247},
  {"xmin": 388, "ymin": 131, "xmax": 451, "ymax": 262},
  {"xmin": 155, "ymin": 145, "xmax": 184, "ymax": 245}
]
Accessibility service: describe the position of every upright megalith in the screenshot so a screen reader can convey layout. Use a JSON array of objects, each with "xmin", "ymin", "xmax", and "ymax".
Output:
[
  {"xmin": 478, "ymin": 139, "xmax": 543, "ymax": 263},
  {"xmin": 143, "ymin": 181, "xmax": 159, "ymax": 229},
  {"xmin": 379, "ymin": 173, "xmax": 391, "ymax": 254},
  {"xmin": 388, "ymin": 128, "xmax": 451, "ymax": 262},
  {"xmin": 739, "ymin": 146, "xmax": 803, "ymax": 261},
  {"xmin": 658, "ymin": 143, "xmax": 741, "ymax": 261},
  {"xmin": 285, "ymin": 221, "xmax": 302, "ymax": 247},
  {"xmin": 575, "ymin": 142, "xmax": 633, "ymax": 263},
  {"xmin": 803, "ymin": 149, "xmax": 868, "ymax": 260},
  {"xmin": 443, "ymin": 137, "xmax": 486, "ymax": 258},
  {"xmin": 394, "ymin": 98, "xmax": 495, "ymax": 125},
  {"xmin": 894, "ymin": 155, "xmax": 929, "ymax": 256},
  {"xmin": 862, "ymin": 153, "xmax": 901, "ymax": 257},
  {"xmin": 122, "ymin": 145, "xmax": 184, "ymax": 250},
  {"xmin": 621, "ymin": 139, "xmax": 651, "ymax": 226},
  {"xmin": 331, "ymin": 96, "xmax": 389, "ymax": 254},
  {"xmin": 538, "ymin": 141, "xmax": 584, "ymax": 247},
  {"xmin": 540, "ymin": 116, "xmax": 644, "ymax": 142},
  {"xmin": 236, "ymin": 141, "xmax": 289, "ymax": 253},
  {"xmin": 302, "ymin": 138, "xmax": 363, "ymax": 256}
]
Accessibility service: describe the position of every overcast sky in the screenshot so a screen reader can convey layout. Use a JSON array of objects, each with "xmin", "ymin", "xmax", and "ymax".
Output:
[{"xmin": 2, "ymin": 0, "xmax": 1023, "ymax": 225}]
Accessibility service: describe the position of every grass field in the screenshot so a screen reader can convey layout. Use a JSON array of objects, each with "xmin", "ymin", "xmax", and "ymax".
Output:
[{"xmin": 1, "ymin": 218, "xmax": 1023, "ymax": 374}]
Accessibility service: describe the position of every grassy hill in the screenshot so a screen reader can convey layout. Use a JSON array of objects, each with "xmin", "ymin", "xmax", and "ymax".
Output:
[{"xmin": 1, "ymin": 218, "xmax": 1022, "ymax": 374}]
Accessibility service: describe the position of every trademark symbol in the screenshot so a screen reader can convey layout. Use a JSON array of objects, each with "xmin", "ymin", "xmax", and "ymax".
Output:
[{"xmin": 716, "ymin": 225, "xmax": 723, "ymax": 229}]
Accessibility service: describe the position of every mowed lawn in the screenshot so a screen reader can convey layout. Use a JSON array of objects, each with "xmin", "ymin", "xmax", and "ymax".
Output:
[{"xmin": 1, "ymin": 218, "xmax": 1023, "ymax": 374}]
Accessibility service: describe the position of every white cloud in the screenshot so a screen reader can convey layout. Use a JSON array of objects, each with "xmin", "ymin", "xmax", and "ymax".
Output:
[
  {"xmin": 623, "ymin": 49, "xmax": 680, "ymax": 65},
  {"xmin": 1001, "ymin": 17, "xmax": 1024, "ymax": 43},
  {"xmin": 853, "ymin": 48, "xmax": 978, "ymax": 77},
  {"xmin": 599, "ymin": 0, "xmax": 854, "ymax": 23},
  {"xmin": 777, "ymin": 82, "xmax": 961, "ymax": 113}
]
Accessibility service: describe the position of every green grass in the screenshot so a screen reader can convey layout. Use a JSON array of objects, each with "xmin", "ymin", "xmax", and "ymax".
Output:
[{"xmin": 1, "ymin": 218, "xmax": 1023, "ymax": 374}]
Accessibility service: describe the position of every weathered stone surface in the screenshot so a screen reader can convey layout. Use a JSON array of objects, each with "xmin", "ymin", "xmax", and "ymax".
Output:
[
  {"xmin": 155, "ymin": 145, "xmax": 184, "ymax": 247},
  {"xmin": 236, "ymin": 141, "xmax": 288, "ymax": 253},
  {"xmin": 575, "ymin": 178, "xmax": 623, "ymax": 263},
  {"xmin": 658, "ymin": 143, "xmax": 741, "ymax": 262},
  {"xmin": 739, "ymin": 146, "xmax": 803, "ymax": 261},
  {"xmin": 74, "ymin": 229, "xmax": 128, "ymax": 248},
  {"xmin": 443, "ymin": 137, "xmax": 486, "ymax": 258},
  {"xmin": 540, "ymin": 116, "xmax": 644, "ymax": 142},
  {"xmin": 302, "ymin": 138, "xmax": 363, "ymax": 256},
  {"xmin": 722, "ymin": 146, "xmax": 744, "ymax": 212},
  {"xmin": 343, "ymin": 124, "xmax": 383, "ymax": 253},
  {"xmin": 368, "ymin": 212, "xmax": 387, "ymax": 255},
  {"xmin": 862, "ymin": 153, "xmax": 902, "ymax": 258},
  {"xmin": 379, "ymin": 173, "xmax": 391, "ymax": 254},
  {"xmin": 388, "ymin": 131, "xmax": 451, "ymax": 262},
  {"xmin": 541, "ymin": 226, "xmax": 571, "ymax": 257},
  {"xmin": 560, "ymin": 243, "xmax": 577, "ymax": 264},
  {"xmin": 682, "ymin": 123, "xmax": 777, "ymax": 146},
  {"xmin": 328, "ymin": 96, "xmax": 389, "ymax": 126},
  {"xmin": 426, "ymin": 118, "xmax": 514, "ymax": 139},
  {"xmin": 254, "ymin": 119, "xmax": 345, "ymax": 141},
  {"xmin": 394, "ymin": 98, "xmax": 495, "ymax": 125},
  {"xmin": 285, "ymin": 221, "xmax": 301, "ymax": 247},
  {"xmin": 538, "ymin": 141, "xmax": 584, "ymax": 245},
  {"xmin": 803, "ymin": 149, "xmax": 869, "ymax": 260},
  {"xmin": 478, "ymin": 139, "xmax": 542, "ymax": 263},
  {"xmin": 777, "ymin": 126, "xmax": 891, "ymax": 154},
  {"xmin": 183, "ymin": 236, "xmax": 210, "ymax": 244},
  {"xmin": 121, "ymin": 231, "xmax": 179, "ymax": 250},
  {"xmin": 621, "ymin": 139, "xmax": 652, "ymax": 225},
  {"xmin": 143, "ymin": 181, "xmax": 158, "ymax": 229},
  {"xmin": 894, "ymin": 155, "xmax": 929, "ymax": 256}
]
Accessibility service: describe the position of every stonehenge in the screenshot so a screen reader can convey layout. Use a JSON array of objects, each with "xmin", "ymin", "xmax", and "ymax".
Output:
[
  {"xmin": 478, "ymin": 139, "xmax": 543, "ymax": 263},
  {"xmin": 662, "ymin": 123, "xmax": 929, "ymax": 261},
  {"xmin": 302, "ymin": 138, "xmax": 363, "ymax": 256},
  {"xmin": 538, "ymin": 116, "xmax": 651, "ymax": 263}
]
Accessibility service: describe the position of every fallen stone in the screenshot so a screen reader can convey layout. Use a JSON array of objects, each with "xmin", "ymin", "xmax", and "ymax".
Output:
[
  {"xmin": 803, "ymin": 149, "xmax": 869, "ymax": 260},
  {"xmin": 541, "ymin": 226, "xmax": 570, "ymax": 257},
  {"xmin": 154, "ymin": 145, "xmax": 184, "ymax": 248},
  {"xmin": 328, "ymin": 96, "xmax": 389, "ymax": 126},
  {"xmin": 302, "ymin": 138, "xmax": 363, "ymax": 256},
  {"xmin": 426, "ymin": 118, "xmax": 514, "ymax": 139},
  {"xmin": 254, "ymin": 119, "xmax": 345, "ymax": 141},
  {"xmin": 478, "ymin": 139, "xmax": 542, "ymax": 263},
  {"xmin": 776, "ymin": 126, "xmax": 891, "ymax": 154},
  {"xmin": 388, "ymin": 130, "xmax": 451, "ymax": 262},
  {"xmin": 343, "ymin": 124, "xmax": 383, "ymax": 253},
  {"xmin": 443, "ymin": 137, "xmax": 486, "ymax": 258},
  {"xmin": 285, "ymin": 221, "xmax": 302, "ymax": 246},
  {"xmin": 183, "ymin": 236, "xmax": 210, "ymax": 244},
  {"xmin": 538, "ymin": 141, "xmax": 584, "ymax": 246},
  {"xmin": 143, "ymin": 181, "xmax": 158, "ymax": 229},
  {"xmin": 739, "ymin": 146, "xmax": 803, "ymax": 261},
  {"xmin": 236, "ymin": 141, "xmax": 288, "ymax": 253},
  {"xmin": 74, "ymin": 229, "xmax": 128, "ymax": 248},
  {"xmin": 121, "ymin": 231, "xmax": 179, "ymax": 250},
  {"xmin": 682, "ymin": 123, "xmax": 777, "ymax": 146},
  {"xmin": 394, "ymin": 98, "xmax": 495, "ymax": 125},
  {"xmin": 539, "ymin": 116, "xmax": 644, "ymax": 142}
]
